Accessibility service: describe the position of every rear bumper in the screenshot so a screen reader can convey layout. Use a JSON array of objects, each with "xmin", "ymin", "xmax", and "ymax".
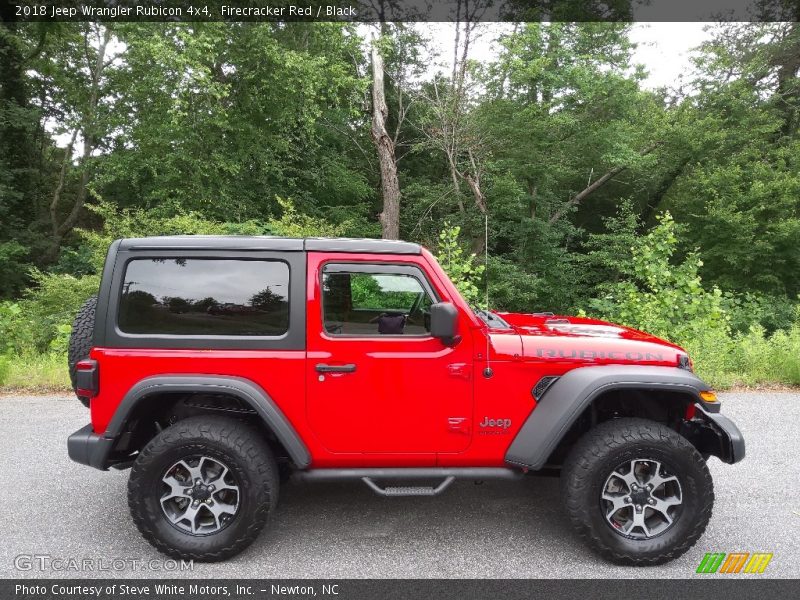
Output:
[
  {"xmin": 67, "ymin": 424, "xmax": 114, "ymax": 470},
  {"xmin": 695, "ymin": 404, "xmax": 746, "ymax": 464}
]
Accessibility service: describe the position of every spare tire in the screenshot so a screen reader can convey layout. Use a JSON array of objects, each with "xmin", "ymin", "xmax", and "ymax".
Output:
[{"xmin": 68, "ymin": 295, "xmax": 97, "ymax": 408}]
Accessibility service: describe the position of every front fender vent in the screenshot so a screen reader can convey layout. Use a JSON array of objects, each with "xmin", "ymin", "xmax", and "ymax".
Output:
[{"xmin": 532, "ymin": 376, "xmax": 559, "ymax": 401}]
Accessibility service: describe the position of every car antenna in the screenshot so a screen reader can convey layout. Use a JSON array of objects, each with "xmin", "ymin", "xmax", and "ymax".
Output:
[{"xmin": 483, "ymin": 213, "xmax": 493, "ymax": 379}]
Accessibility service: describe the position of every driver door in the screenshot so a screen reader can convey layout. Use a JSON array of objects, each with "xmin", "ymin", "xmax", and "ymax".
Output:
[{"xmin": 306, "ymin": 258, "xmax": 473, "ymax": 458}]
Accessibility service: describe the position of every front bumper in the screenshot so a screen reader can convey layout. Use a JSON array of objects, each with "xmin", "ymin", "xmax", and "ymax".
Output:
[
  {"xmin": 67, "ymin": 424, "xmax": 115, "ymax": 470},
  {"xmin": 692, "ymin": 404, "xmax": 746, "ymax": 464}
]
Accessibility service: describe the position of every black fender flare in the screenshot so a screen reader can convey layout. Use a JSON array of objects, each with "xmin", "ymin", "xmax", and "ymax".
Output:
[
  {"xmin": 505, "ymin": 365, "xmax": 724, "ymax": 470},
  {"xmin": 106, "ymin": 375, "xmax": 311, "ymax": 468}
]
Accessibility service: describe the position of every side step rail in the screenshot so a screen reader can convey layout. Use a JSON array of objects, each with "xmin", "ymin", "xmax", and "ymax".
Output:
[
  {"xmin": 362, "ymin": 476, "xmax": 455, "ymax": 497},
  {"xmin": 293, "ymin": 467, "xmax": 524, "ymax": 498}
]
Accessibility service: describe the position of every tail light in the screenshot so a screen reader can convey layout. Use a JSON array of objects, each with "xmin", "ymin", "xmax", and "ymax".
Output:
[{"xmin": 76, "ymin": 359, "xmax": 99, "ymax": 398}]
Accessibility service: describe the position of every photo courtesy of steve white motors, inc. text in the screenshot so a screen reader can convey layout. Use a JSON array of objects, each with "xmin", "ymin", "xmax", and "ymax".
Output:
[{"xmin": 14, "ymin": 583, "xmax": 339, "ymax": 597}]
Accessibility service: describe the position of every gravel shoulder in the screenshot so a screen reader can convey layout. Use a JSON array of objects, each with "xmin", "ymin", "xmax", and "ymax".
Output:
[{"xmin": 0, "ymin": 392, "xmax": 797, "ymax": 579}]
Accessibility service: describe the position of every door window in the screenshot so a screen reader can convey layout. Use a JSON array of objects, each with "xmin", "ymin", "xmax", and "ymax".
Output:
[{"xmin": 322, "ymin": 267, "xmax": 434, "ymax": 336}]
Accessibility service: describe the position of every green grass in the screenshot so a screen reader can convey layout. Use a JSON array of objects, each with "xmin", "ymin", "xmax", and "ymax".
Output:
[
  {"xmin": 686, "ymin": 323, "xmax": 800, "ymax": 389},
  {"xmin": 0, "ymin": 353, "xmax": 71, "ymax": 393}
]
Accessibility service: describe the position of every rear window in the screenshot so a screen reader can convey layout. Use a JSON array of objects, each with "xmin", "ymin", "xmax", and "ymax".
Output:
[{"xmin": 118, "ymin": 258, "xmax": 289, "ymax": 336}]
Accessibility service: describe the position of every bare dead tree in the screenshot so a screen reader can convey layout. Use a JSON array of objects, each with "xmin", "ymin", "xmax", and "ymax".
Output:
[
  {"xmin": 370, "ymin": 34, "xmax": 402, "ymax": 239},
  {"xmin": 417, "ymin": 3, "xmax": 491, "ymax": 254}
]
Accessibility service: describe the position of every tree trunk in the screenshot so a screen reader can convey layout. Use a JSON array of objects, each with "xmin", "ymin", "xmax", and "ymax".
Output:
[
  {"xmin": 446, "ymin": 154, "xmax": 465, "ymax": 213},
  {"xmin": 548, "ymin": 142, "xmax": 661, "ymax": 225},
  {"xmin": 370, "ymin": 37, "xmax": 401, "ymax": 240},
  {"xmin": 639, "ymin": 155, "xmax": 692, "ymax": 224}
]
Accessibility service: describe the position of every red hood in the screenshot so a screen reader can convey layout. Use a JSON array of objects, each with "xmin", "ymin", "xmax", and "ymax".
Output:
[{"xmin": 491, "ymin": 312, "xmax": 687, "ymax": 368}]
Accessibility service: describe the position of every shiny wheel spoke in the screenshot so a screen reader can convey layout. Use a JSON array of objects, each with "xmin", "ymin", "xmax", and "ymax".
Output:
[
  {"xmin": 629, "ymin": 509, "xmax": 651, "ymax": 537},
  {"xmin": 207, "ymin": 500, "xmax": 237, "ymax": 528},
  {"xmin": 161, "ymin": 474, "xmax": 190, "ymax": 502},
  {"xmin": 602, "ymin": 492, "xmax": 630, "ymax": 521},
  {"xmin": 648, "ymin": 468, "xmax": 679, "ymax": 491},
  {"xmin": 171, "ymin": 503, "xmax": 202, "ymax": 533},
  {"xmin": 177, "ymin": 459, "xmax": 203, "ymax": 482},
  {"xmin": 651, "ymin": 496, "xmax": 680, "ymax": 520}
]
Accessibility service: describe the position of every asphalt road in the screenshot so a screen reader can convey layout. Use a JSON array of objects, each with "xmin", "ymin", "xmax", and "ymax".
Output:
[{"xmin": 0, "ymin": 392, "xmax": 797, "ymax": 579}]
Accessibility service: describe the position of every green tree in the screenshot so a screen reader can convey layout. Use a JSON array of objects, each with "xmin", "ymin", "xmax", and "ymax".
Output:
[
  {"xmin": 104, "ymin": 22, "xmax": 368, "ymax": 224},
  {"xmin": 435, "ymin": 224, "xmax": 485, "ymax": 306},
  {"xmin": 660, "ymin": 22, "xmax": 800, "ymax": 297},
  {"xmin": 586, "ymin": 212, "xmax": 728, "ymax": 345}
]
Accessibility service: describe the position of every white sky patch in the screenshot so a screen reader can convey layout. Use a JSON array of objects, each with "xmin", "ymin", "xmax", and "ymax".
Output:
[
  {"xmin": 418, "ymin": 22, "xmax": 712, "ymax": 91},
  {"xmin": 628, "ymin": 22, "xmax": 710, "ymax": 90}
]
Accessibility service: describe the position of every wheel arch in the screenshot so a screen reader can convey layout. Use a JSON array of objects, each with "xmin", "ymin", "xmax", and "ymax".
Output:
[
  {"xmin": 506, "ymin": 365, "xmax": 718, "ymax": 470},
  {"xmin": 107, "ymin": 375, "xmax": 311, "ymax": 469}
]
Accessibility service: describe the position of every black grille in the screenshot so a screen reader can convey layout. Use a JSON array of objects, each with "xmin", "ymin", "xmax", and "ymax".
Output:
[{"xmin": 532, "ymin": 376, "xmax": 559, "ymax": 400}]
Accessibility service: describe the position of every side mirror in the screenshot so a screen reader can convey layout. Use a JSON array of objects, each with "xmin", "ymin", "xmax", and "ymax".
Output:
[{"xmin": 430, "ymin": 302, "xmax": 460, "ymax": 346}]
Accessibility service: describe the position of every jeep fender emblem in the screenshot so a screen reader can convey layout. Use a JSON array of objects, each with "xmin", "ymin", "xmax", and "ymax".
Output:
[{"xmin": 479, "ymin": 417, "xmax": 512, "ymax": 429}]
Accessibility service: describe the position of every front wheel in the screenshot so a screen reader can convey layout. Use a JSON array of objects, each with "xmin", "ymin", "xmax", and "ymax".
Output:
[
  {"xmin": 128, "ymin": 415, "xmax": 279, "ymax": 561},
  {"xmin": 561, "ymin": 418, "xmax": 714, "ymax": 565}
]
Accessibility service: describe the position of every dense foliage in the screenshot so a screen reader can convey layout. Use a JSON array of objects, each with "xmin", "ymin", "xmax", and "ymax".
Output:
[{"xmin": 1, "ymin": 21, "xmax": 798, "ymax": 389}]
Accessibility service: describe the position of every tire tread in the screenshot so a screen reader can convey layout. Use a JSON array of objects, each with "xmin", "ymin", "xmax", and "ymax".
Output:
[{"xmin": 68, "ymin": 295, "xmax": 97, "ymax": 407}]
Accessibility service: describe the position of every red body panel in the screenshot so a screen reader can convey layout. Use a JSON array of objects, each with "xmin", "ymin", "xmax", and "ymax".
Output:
[
  {"xmin": 89, "ymin": 348, "xmax": 306, "ymax": 436},
  {"xmin": 89, "ymin": 250, "xmax": 688, "ymax": 468}
]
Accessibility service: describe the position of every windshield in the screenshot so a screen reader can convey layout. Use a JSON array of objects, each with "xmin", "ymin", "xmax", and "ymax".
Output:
[{"xmin": 471, "ymin": 306, "xmax": 510, "ymax": 329}]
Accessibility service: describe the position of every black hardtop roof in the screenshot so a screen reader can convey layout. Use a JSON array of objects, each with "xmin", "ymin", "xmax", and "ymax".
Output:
[{"xmin": 117, "ymin": 235, "xmax": 422, "ymax": 255}]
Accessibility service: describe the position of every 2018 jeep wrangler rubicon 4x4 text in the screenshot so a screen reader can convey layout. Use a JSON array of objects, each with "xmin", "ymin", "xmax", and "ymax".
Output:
[{"xmin": 67, "ymin": 236, "xmax": 744, "ymax": 564}]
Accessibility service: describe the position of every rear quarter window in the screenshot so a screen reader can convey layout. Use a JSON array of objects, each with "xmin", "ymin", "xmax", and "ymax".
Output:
[{"xmin": 118, "ymin": 258, "xmax": 289, "ymax": 336}]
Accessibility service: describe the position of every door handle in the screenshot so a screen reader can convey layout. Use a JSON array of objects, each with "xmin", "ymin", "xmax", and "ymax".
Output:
[{"xmin": 315, "ymin": 363, "xmax": 357, "ymax": 373}]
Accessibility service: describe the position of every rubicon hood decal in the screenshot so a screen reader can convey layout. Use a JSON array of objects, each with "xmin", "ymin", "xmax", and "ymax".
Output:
[
  {"xmin": 489, "ymin": 311, "xmax": 686, "ymax": 367},
  {"xmin": 533, "ymin": 348, "xmax": 665, "ymax": 361}
]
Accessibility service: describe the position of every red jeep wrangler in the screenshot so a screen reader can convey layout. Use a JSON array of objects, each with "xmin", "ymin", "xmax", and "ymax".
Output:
[{"xmin": 67, "ymin": 236, "xmax": 744, "ymax": 564}]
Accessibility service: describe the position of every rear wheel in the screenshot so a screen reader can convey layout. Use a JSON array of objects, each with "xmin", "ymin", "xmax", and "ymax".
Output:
[
  {"xmin": 128, "ymin": 415, "xmax": 279, "ymax": 561},
  {"xmin": 68, "ymin": 295, "xmax": 97, "ymax": 407},
  {"xmin": 561, "ymin": 417, "xmax": 714, "ymax": 565}
]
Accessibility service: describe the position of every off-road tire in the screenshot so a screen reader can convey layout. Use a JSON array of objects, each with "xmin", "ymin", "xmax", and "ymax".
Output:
[
  {"xmin": 68, "ymin": 295, "xmax": 97, "ymax": 407},
  {"xmin": 561, "ymin": 417, "xmax": 714, "ymax": 566},
  {"xmin": 128, "ymin": 415, "xmax": 279, "ymax": 562}
]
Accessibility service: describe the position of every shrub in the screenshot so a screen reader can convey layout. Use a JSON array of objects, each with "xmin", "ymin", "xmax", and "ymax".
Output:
[
  {"xmin": 265, "ymin": 197, "xmax": 352, "ymax": 238},
  {"xmin": 0, "ymin": 355, "xmax": 9, "ymax": 387},
  {"xmin": 732, "ymin": 313, "xmax": 800, "ymax": 386},
  {"xmin": 79, "ymin": 200, "xmax": 268, "ymax": 271},
  {"xmin": 723, "ymin": 292, "xmax": 799, "ymax": 334},
  {"xmin": 435, "ymin": 224, "xmax": 485, "ymax": 306},
  {"xmin": 586, "ymin": 212, "xmax": 729, "ymax": 346},
  {"xmin": 1, "ymin": 271, "xmax": 100, "ymax": 355},
  {"xmin": 486, "ymin": 256, "xmax": 541, "ymax": 313},
  {"xmin": 0, "ymin": 302, "xmax": 22, "ymax": 354}
]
